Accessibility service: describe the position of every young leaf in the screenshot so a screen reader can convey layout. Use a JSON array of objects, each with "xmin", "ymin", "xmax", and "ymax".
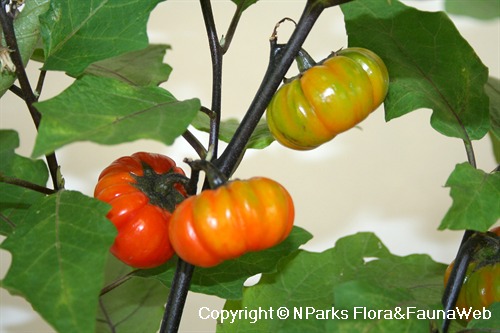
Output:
[
  {"xmin": 0, "ymin": 130, "xmax": 48, "ymax": 236},
  {"xmin": 0, "ymin": 0, "xmax": 50, "ymax": 97},
  {"xmin": 97, "ymin": 256, "xmax": 167, "ymax": 333},
  {"xmin": 39, "ymin": 0, "xmax": 164, "ymax": 75},
  {"xmin": 136, "ymin": 226, "xmax": 312, "ymax": 300},
  {"xmin": 31, "ymin": 76, "xmax": 200, "ymax": 157},
  {"xmin": 230, "ymin": 0, "xmax": 259, "ymax": 12},
  {"xmin": 445, "ymin": 0, "xmax": 500, "ymax": 20},
  {"xmin": 192, "ymin": 112, "xmax": 275, "ymax": 150},
  {"xmin": 439, "ymin": 162, "xmax": 500, "ymax": 231},
  {"xmin": 341, "ymin": 0, "xmax": 490, "ymax": 141},
  {"xmin": 1, "ymin": 190, "xmax": 116, "ymax": 333},
  {"xmin": 217, "ymin": 232, "xmax": 447, "ymax": 333},
  {"xmin": 80, "ymin": 44, "xmax": 173, "ymax": 87}
]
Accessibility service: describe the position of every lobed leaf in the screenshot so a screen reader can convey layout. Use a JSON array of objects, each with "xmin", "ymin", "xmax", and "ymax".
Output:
[
  {"xmin": 31, "ymin": 75, "xmax": 200, "ymax": 157},
  {"xmin": 80, "ymin": 44, "xmax": 172, "ymax": 87},
  {"xmin": 439, "ymin": 162, "xmax": 500, "ymax": 231},
  {"xmin": 1, "ymin": 190, "xmax": 116, "ymax": 333},
  {"xmin": 136, "ymin": 226, "xmax": 312, "ymax": 300},
  {"xmin": 192, "ymin": 112, "xmax": 275, "ymax": 150},
  {"xmin": 0, "ymin": 0, "xmax": 50, "ymax": 97},
  {"xmin": 39, "ymin": 0, "xmax": 164, "ymax": 75},
  {"xmin": 0, "ymin": 130, "xmax": 48, "ymax": 236},
  {"xmin": 217, "ymin": 232, "xmax": 447, "ymax": 333},
  {"xmin": 341, "ymin": 0, "xmax": 490, "ymax": 141}
]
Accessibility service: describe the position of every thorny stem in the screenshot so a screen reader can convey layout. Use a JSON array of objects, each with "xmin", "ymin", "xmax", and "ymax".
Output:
[
  {"xmin": 0, "ymin": 4, "xmax": 61, "ymax": 191},
  {"xmin": 215, "ymin": 0, "xmax": 325, "ymax": 177}
]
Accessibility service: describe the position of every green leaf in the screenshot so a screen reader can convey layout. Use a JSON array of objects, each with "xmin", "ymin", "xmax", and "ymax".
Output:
[
  {"xmin": 230, "ymin": 0, "xmax": 259, "ymax": 12},
  {"xmin": 445, "ymin": 0, "xmax": 500, "ymax": 20},
  {"xmin": 341, "ymin": 0, "xmax": 490, "ymax": 141},
  {"xmin": 1, "ymin": 190, "xmax": 116, "ymax": 333},
  {"xmin": 490, "ymin": 132, "xmax": 500, "ymax": 164},
  {"xmin": 0, "ymin": 130, "xmax": 48, "ymax": 236},
  {"xmin": 217, "ymin": 232, "xmax": 446, "ymax": 333},
  {"xmin": 192, "ymin": 112, "xmax": 275, "ymax": 150},
  {"xmin": 0, "ymin": 0, "xmax": 50, "ymax": 97},
  {"xmin": 39, "ymin": 0, "xmax": 164, "ymax": 75},
  {"xmin": 96, "ymin": 256, "xmax": 167, "ymax": 333},
  {"xmin": 137, "ymin": 226, "xmax": 312, "ymax": 300},
  {"xmin": 439, "ymin": 162, "xmax": 500, "ymax": 231},
  {"xmin": 32, "ymin": 75, "xmax": 200, "ymax": 157},
  {"xmin": 466, "ymin": 302, "xmax": 500, "ymax": 331},
  {"xmin": 328, "ymin": 280, "xmax": 440, "ymax": 333},
  {"xmin": 486, "ymin": 77, "xmax": 500, "ymax": 162},
  {"xmin": 80, "ymin": 44, "xmax": 172, "ymax": 86}
]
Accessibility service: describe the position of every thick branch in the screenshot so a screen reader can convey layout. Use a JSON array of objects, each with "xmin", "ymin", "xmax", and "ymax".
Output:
[
  {"xmin": 200, "ymin": 0, "xmax": 223, "ymax": 158},
  {"xmin": 159, "ymin": 258, "xmax": 195, "ymax": 333}
]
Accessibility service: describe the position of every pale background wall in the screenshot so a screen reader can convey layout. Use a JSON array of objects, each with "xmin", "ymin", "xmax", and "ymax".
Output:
[{"xmin": 1, "ymin": 0, "xmax": 498, "ymax": 332}]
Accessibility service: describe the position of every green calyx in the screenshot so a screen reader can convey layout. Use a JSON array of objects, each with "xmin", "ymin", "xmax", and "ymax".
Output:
[
  {"xmin": 132, "ymin": 162, "xmax": 188, "ymax": 213},
  {"xmin": 469, "ymin": 231, "xmax": 500, "ymax": 270}
]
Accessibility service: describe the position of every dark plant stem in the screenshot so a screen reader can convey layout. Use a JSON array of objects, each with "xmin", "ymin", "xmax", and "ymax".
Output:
[
  {"xmin": 100, "ymin": 271, "xmax": 136, "ymax": 296},
  {"xmin": 441, "ymin": 233, "xmax": 497, "ymax": 333},
  {"xmin": 221, "ymin": 3, "xmax": 245, "ymax": 54},
  {"xmin": 463, "ymin": 139, "xmax": 476, "ymax": 169},
  {"xmin": 454, "ymin": 138, "xmax": 477, "ymax": 246},
  {"xmin": 0, "ymin": 5, "xmax": 61, "ymax": 191},
  {"xmin": 159, "ymin": 258, "xmax": 195, "ymax": 333},
  {"xmin": 0, "ymin": 174, "xmax": 56, "ymax": 195},
  {"xmin": 35, "ymin": 69, "xmax": 47, "ymax": 97},
  {"xmin": 215, "ymin": 0, "xmax": 325, "ymax": 177},
  {"xmin": 160, "ymin": 2, "xmax": 229, "ymax": 331},
  {"xmin": 8, "ymin": 84, "xmax": 24, "ymax": 98},
  {"xmin": 160, "ymin": 1, "xmax": 338, "ymax": 332},
  {"xmin": 200, "ymin": 0, "xmax": 222, "ymax": 158},
  {"xmin": 0, "ymin": 7, "xmax": 39, "ymax": 124},
  {"xmin": 182, "ymin": 130, "xmax": 207, "ymax": 159},
  {"xmin": 440, "ymin": 74, "xmax": 480, "ymax": 327},
  {"xmin": 184, "ymin": 158, "xmax": 228, "ymax": 189}
]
